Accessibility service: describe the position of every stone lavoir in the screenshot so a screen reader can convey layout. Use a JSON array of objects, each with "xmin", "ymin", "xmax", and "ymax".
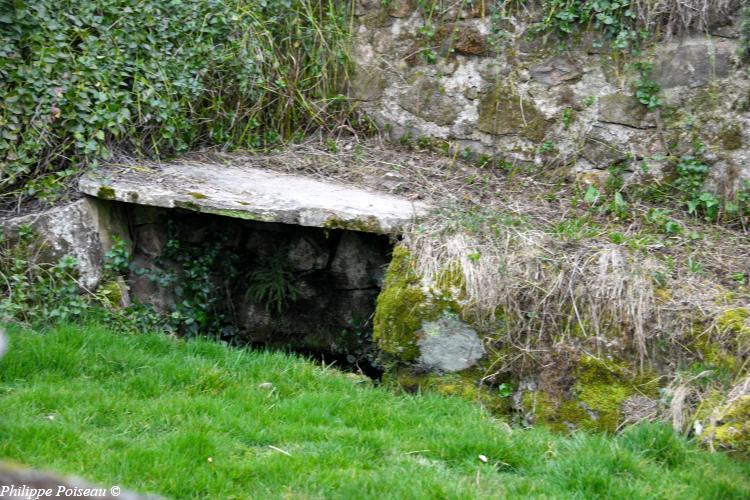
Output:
[
  {"xmin": 70, "ymin": 161, "xmax": 432, "ymax": 375},
  {"xmin": 32, "ymin": 158, "xmax": 491, "ymax": 381}
]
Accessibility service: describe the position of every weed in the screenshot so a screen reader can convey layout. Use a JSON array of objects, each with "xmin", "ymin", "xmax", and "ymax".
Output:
[
  {"xmin": 731, "ymin": 272, "xmax": 747, "ymax": 285},
  {"xmin": 584, "ymin": 185, "xmax": 601, "ymax": 206},
  {"xmin": 561, "ymin": 108, "xmax": 575, "ymax": 129},
  {"xmin": 324, "ymin": 138, "xmax": 338, "ymax": 154},
  {"xmin": 103, "ymin": 236, "xmax": 130, "ymax": 276},
  {"xmin": 675, "ymin": 153, "xmax": 710, "ymax": 197},
  {"xmin": 687, "ymin": 257, "xmax": 704, "ymax": 274},
  {"xmin": 645, "ymin": 208, "xmax": 682, "ymax": 235},
  {"xmin": 687, "ymin": 192, "xmax": 720, "ymax": 222},
  {"xmin": 0, "ymin": 226, "xmax": 86, "ymax": 324},
  {"xmin": 245, "ymin": 247, "xmax": 300, "ymax": 315},
  {"xmin": 539, "ymin": 141, "xmax": 557, "ymax": 154},
  {"xmin": 634, "ymin": 62, "xmax": 662, "ymax": 111}
]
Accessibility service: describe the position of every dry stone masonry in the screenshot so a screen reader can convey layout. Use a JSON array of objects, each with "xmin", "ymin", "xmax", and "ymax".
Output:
[{"xmin": 351, "ymin": 1, "xmax": 750, "ymax": 194}]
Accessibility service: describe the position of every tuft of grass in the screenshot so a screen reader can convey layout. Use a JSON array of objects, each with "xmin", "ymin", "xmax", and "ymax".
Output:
[{"xmin": 1, "ymin": 322, "xmax": 749, "ymax": 498}]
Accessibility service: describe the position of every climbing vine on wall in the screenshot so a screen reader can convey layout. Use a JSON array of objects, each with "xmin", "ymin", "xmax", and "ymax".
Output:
[{"xmin": 0, "ymin": 0, "xmax": 352, "ymax": 205}]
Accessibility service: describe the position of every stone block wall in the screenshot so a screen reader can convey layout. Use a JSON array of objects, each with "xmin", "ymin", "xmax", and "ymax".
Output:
[
  {"xmin": 126, "ymin": 205, "xmax": 391, "ymax": 367},
  {"xmin": 351, "ymin": 1, "xmax": 750, "ymax": 194}
]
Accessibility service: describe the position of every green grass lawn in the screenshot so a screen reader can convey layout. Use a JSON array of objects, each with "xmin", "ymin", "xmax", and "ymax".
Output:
[{"xmin": 1, "ymin": 322, "xmax": 749, "ymax": 499}]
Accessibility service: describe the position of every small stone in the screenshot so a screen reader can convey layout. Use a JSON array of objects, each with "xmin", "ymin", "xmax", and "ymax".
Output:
[
  {"xmin": 258, "ymin": 382, "xmax": 274, "ymax": 390},
  {"xmin": 478, "ymin": 454, "xmax": 488, "ymax": 463},
  {"xmin": 127, "ymin": 255, "xmax": 177, "ymax": 314},
  {"xmin": 597, "ymin": 93, "xmax": 653, "ymax": 129},
  {"xmin": 529, "ymin": 56, "xmax": 582, "ymax": 87},
  {"xmin": 387, "ymin": 0, "xmax": 413, "ymax": 18},
  {"xmin": 286, "ymin": 235, "xmax": 330, "ymax": 271},
  {"xmin": 351, "ymin": 64, "xmax": 387, "ymax": 101},
  {"xmin": 399, "ymin": 78, "xmax": 461, "ymax": 127},
  {"xmin": 651, "ymin": 39, "xmax": 733, "ymax": 89},
  {"xmin": 417, "ymin": 312, "xmax": 485, "ymax": 372},
  {"xmin": 0, "ymin": 198, "xmax": 130, "ymax": 291},
  {"xmin": 464, "ymin": 87, "xmax": 479, "ymax": 100},
  {"xmin": 135, "ymin": 223, "xmax": 166, "ymax": 258},
  {"xmin": 450, "ymin": 24, "xmax": 487, "ymax": 56},
  {"xmin": 330, "ymin": 232, "xmax": 390, "ymax": 289},
  {"xmin": 477, "ymin": 87, "xmax": 550, "ymax": 141}
]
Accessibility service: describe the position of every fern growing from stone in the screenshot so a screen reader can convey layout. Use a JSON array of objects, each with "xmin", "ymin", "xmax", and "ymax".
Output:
[{"xmin": 245, "ymin": 249, "xmax": 300, "ymax": 315}]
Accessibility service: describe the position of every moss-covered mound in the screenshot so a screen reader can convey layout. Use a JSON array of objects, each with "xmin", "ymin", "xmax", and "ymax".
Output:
[{"xmin": 370, "ymin": 193, "xmax": 749, "ymax": 446}]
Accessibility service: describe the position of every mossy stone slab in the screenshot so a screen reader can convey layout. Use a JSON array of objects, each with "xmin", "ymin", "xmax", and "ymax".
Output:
[{"xmin": 80, "ymin": 162, "xmax": 429, "ymax": 235}]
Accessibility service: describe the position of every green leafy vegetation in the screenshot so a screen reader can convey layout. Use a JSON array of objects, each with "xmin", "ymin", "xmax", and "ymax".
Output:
[
  {"xmin": 0, "ymin": 226, "xmax": 86, "ymax": 324},
  {"xmin": 245, "ymin": 247, "xmax": 300, "ymax": 314},
  {"xmin": 2, "ymin": 322, "xmax": 750, "ymax": 498},
  {"xmin": 133, "ymin": 222, "xmax": 239, "ymax": 336},
  {"xmin": 529, "ymin": 0, "xmax": 641, "ymax": 50},
  {"xmin": 634, "ymin": 62, "xmax": 662, "ymax": 111},
  {"xmin": 0, "ymin": 0, "xmax": 351, "ymax": 205}
]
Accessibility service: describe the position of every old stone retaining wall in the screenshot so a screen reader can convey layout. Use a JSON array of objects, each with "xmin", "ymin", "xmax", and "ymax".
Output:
[{"xmin": 351, "ymin": 1, "xmax": 750, "ymax": 193}]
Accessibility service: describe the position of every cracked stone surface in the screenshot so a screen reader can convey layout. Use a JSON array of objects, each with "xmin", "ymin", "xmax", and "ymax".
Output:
[{"xmin": 80, "ymin": 163, "xmax": 428, "ymax": 235}]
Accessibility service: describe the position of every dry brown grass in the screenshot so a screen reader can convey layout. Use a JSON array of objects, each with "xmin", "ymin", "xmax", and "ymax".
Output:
[
  {"xmin": 635, "ymin": 0, "xmax": 740, "ymax": 37},
  {"xmin": 503, "ymin": 0, "xmax": 740, "ymax": 37}
]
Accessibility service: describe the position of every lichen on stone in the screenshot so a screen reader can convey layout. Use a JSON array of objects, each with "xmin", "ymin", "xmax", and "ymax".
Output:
[
  {"xmin": 719, "ymin": 122, "xmax": 743, "ymax": 150},
  {"xmin": 97, "ymin": 186, "xmax": 116, "ymax": 200},
  {"xmin": 373, "ymin": 245, "xmax": 468, "ymax": 362},
  {"xmin": 477, "ymin": 84, "xmax": 551, "ymax": 142}
]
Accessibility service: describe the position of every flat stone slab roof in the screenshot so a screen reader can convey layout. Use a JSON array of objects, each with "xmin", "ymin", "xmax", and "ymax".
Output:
[{"xmin": 79, "ymin": 162, "xmax": 429, "ymax": 234}]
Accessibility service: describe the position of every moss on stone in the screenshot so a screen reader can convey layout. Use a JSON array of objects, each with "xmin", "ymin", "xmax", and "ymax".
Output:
[
  {"xmin": 432, "ymin": 262, "xmax": 468, "ymax": 304},
  {"xmin": 706, "ymin": 396, "xmax": 750, "ymax": 453},
  {"xmin": 477, "ymin": 85, "xmax": 551, "ymax": 142},
  {"xmin": 323, "ymin": 215, "xmax": 382, "ymax": 234},
  {"xmin": 373, "ymin": 246, "xmax": 432, "ymax": 360},
  {"xmin": 389, "ymin": 368, "xmax": 512, "ymax": 415},
  {"xmin": 174, "ymin": 200, "xmax": 201, "ymax": 211},
  {"xmin": 523, "ymin": 391, "xmax": 565, "ymax": 430},
  {"xmin": 188, "ymin": 192, "xmax": 207, "ymax": 199},
  {"xmin": 694, "ymin": 388, "xmax": 726, "ymax": 422},
  {"xmin": 572, "ymin": 356, "xmax": 637, "ymax": 432},
  {"xmin": 97, "ymin": 279, "xmax": 126, "ymax": 309},
  {"xmin": 525, "ymin": 356, "xmax": 657, "ymax": 433},
  {"xmin": 719, "ymin": 122, "xmax": 743, "ymax": 151},
  {"xmin": 97, "ymin": 186, "xmax": 116, "ymax": 200},
  {"xmin": 717, "ymin": 307, "xmax": 750, "ymax": 337},
  {"xmin": 373, "ymin": 246, "xmax": 465, "ymax": 362},
  {"xmin": 691, "ymin": 330, "xmax": 739, "ymax": 375}
]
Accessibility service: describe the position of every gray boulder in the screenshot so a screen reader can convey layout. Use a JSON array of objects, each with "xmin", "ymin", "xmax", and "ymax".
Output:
[
  {"xmin": 1, "ymin": 198, "xmax": 130, "ymax": 290},
  {"xmin": 417, "ymin": 313, "xmax": 485, "ymax": 372}
]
